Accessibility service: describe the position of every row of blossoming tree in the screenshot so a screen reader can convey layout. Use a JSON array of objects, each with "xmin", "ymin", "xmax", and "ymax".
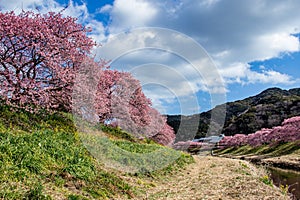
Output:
[
  {"xmin": 0, "ymin": 11, "xmax": 175, "ymax": 145},
  {"xmin": 173, "ymin": 116, "xmax": 300, "ymax": 152},
  {"xmin": 219, "ymin": 116, "xmax": 300, "ymax": 148}
]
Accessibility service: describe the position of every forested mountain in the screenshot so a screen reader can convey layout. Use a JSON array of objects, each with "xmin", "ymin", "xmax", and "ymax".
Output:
[{"xmin": 167, "ymin": 87, "xmax": 300, "ymax": 141}]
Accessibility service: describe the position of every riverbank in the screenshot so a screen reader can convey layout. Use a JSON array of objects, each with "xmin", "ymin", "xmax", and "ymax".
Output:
[
  {"xmin": 269, "ymin": 167, "xmax": 300, "ymax": 200},
  {"xmin": 124, "ymin": 156, "xmax": 290, "ymax": 200},
  {"xmin": 218, "ymin": 153, "xmax": 300, "ymax": 172},
  {"xmin": 214, "ymin": 142, "xmax": 300, "ymax": 199},
  {"xmin": 249, "ymin": 154, "xmax": 300, "ymax": 171},
  {"xmin": 215, "ymin": 142, "xmax": 300, "ymax": 171}
]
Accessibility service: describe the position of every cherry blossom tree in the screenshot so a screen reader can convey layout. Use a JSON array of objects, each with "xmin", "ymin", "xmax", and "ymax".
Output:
[
  {"xmin": 73, "ymin": 64, "xmax": 175, "ymax": 145},
  {"xmin": 150, "ymin": 123, "xmax": 175, "ymax": 146},
  {"xmin": 96, "ymin": 69, "xmax": 151, "ymax": 126},
  {"xmin": 0, "ymin": 10, "xmax": 175, "ymax": 146},
  {"xmin": 219, "ymin": 116, "xmax": 300, "ymax": 148},
  {"xmin": 94, "ymin": 70, "xmax": 175, "ymax": 145},
  {"xmin": 72, "ymin": 57, "xmax": 104, "ymax": 122},
  {"xmin": 0, "ymin": 11, "xmax": 94, "ymax": 111},
  {"xmin": 146, "ymin": 108, "xmax": 175, "ymax": 146}
]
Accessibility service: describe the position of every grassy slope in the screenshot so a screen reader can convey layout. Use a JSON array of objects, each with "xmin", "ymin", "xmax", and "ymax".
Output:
[
  {"xmin": 0, "ymin": 104, "xmax": 193, "ymax": 199},
  {"xmin": 216, "ymin": 142, "xmax": 300, "ymax": 157}
]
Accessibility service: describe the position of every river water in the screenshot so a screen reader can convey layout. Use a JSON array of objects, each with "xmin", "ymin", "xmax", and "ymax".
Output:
[{"xmin": 269, "ymin": 167, "xmax": 300, "ymax": 199}]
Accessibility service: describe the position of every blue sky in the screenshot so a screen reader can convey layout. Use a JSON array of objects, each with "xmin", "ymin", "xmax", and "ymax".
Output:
[{"xmin": 1, "ymin": 0, "xmax": 300, "ymax": 115}]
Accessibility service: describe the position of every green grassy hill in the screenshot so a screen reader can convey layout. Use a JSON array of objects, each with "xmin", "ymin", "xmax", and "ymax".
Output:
[{"xmin": 0, "ymin": 103, "xmax": 193, "ymax": 199}]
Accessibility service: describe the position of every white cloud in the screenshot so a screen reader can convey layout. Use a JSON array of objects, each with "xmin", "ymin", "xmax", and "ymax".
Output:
[
  {"xmin": 256, "ymin": 33, "xmax": 299, "ymax": 59},
  {"xmin": 247, "ymin": 69, "xmax": 295, "ymax": 85},
  {"xmin": 61, "ymin": 0, "xmax": 89, "ymax": 22},
  {"xmin": 86, "ymin": 20, "xmax": 106, "ymax": 44},
  {"xmin": 218, "ymin": 62, "xmax": 248, "ymax": 80},
  {"xmin": 98, "ymin": 4, "xmax": 112, "ymax": 13},
  {"xmin": 200, "ymin": 0, "xmax": 221, "ymax": 7},
  {"xmin": 108, "ymin": 0, "xmax": 157, "ymax": 33},
  {"xmin": 95, "ymin": 28, "xmax": 226, "ymax": 99},
  {"xmin": 218, "ymin": 32, "xmax": 300, "ymax": 65},
  {"xmin": 98, "ymin": 0, "xmax": 300, "ymax": 89},
  {"xmin": 220, "ymin": 62, "xmax": 295, "ymax": 85}
]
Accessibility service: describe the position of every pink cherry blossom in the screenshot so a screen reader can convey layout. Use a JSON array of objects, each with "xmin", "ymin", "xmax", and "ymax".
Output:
[
  {"xmin": 219, "ymin": 116, "xmax": 300, "ymax": 148},
  {"xmin": 0, "ymin": 11, "xmax": 94, "ymax": 111}
]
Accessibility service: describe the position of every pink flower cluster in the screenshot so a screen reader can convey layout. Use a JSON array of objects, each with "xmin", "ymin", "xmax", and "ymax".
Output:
[
  {"xmin": 0, "ymin": 11, "xmax": 94, "ymax": 111},
  {"xmin": 74, "ymin": 66, "xmax": 175, "ymax": 146},
  {"xmin": 219, "ymin": 116, "xmax": 300, "ymax": 148}
]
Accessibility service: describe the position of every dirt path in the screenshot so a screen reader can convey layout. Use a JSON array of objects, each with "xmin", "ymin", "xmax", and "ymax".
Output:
[{"xmin": 128, "ymin": 156, "xmax": 290, "ymax": 200}]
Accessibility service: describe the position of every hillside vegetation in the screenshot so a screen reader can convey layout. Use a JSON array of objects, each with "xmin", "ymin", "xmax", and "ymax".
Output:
[
  {"xmin": 0, "ymin": 103, "xmax": 192, "ymax": 199},
  {"xmin": 167, "ymin": 87, "xmax": 300, "ymax": 139}
]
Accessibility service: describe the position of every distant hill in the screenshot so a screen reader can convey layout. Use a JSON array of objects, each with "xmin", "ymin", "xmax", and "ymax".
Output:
[{"xmin": 167, "ymin": 87, "xmax": 300, "ymax": 141}]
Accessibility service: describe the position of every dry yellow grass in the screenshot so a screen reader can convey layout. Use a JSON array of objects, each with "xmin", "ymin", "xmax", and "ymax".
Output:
[{"xmin": 123, "ymin": 155, "xmax": 290, "ymax": 200}]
